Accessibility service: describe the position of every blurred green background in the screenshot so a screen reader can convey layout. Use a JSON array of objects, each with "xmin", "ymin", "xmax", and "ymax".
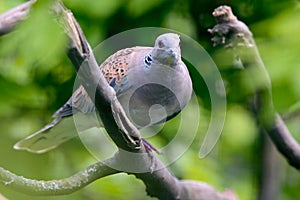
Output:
[{"xmin": 1, "ymin": 0, "xmax": 300, "ymax": 199}]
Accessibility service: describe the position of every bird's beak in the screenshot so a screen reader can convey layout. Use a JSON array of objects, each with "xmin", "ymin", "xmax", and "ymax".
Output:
[{"xmin": 169, "ymin": 49, "xmax": 178, "ymax": 60}]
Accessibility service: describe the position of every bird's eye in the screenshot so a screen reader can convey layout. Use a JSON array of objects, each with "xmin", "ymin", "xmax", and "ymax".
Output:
[{"xmin": 158, "ymin": 40, "xmax": 164, "ymax": 48}]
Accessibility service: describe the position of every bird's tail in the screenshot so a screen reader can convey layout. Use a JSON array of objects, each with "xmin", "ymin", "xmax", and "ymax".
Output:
[
  {"xmin": 13, "ymin": 116, "xmax": 78, "ymax": 153},
  {"xmin": 14, "ymin": 112, "xmax": 101, "ymax": 153}
]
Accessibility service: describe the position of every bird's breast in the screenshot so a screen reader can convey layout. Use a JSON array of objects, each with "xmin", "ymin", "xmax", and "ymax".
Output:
[{"xmin": 117, "ymin": 59, "xmax": 192, "ymax": 128}]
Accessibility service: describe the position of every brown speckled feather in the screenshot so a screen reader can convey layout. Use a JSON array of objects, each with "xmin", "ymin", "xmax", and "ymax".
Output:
[
  {"xmin": 54, "ymin": 47, "xmax": 150, "ymax": 117},
  {"xmin": 101, "ymin": 48, "xmax": 133, "ymax": 84}
]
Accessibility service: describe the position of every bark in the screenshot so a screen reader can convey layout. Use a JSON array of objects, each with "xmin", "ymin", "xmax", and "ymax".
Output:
[{"xmin": 0, "ymin": 0, "xmax": 36, "ymax": 36}]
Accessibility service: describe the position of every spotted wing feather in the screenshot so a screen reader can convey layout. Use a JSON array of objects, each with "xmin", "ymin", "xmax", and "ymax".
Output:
[
  {"xmin": 53, "ymin": 48, "xmax": 135, "ymax": 118},
  {"xmin": 14, "ymin": 47, "xmax": 140, "ymax": 153}
]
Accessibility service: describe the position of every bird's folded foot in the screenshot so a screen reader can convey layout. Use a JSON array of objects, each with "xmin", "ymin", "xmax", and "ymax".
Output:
[
  {"xmin": 141, "ymin": 138, "xmax": 162, "ymax": 173},
  {"xmin": 141, "ymin": 138, "xmax": 161, "ymax": 155}
]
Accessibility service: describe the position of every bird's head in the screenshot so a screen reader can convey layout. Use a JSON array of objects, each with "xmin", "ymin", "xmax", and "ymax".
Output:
[{"xmin": 152, "ymin": 33, "xmax": 181, "ymax": 66}]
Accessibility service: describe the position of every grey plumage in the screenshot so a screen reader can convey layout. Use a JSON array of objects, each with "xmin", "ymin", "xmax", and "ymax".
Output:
[{"xmin": 14, "ymin": 33, "xmax": 193, "ymax": 153}]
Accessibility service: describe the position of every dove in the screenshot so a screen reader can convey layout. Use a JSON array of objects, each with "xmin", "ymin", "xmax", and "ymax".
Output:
[{"xmin": 14, "ymin": 33, "xmax": 193, "ymax": 153}]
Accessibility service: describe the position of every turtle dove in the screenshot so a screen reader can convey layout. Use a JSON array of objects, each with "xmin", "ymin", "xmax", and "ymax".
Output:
[{"xmin": 14, "ymin": 33, "xmax": 193, "ymax": 153}]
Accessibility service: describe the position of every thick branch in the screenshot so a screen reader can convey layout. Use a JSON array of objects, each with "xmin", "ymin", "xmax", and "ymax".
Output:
[
  {"xmin": 209, "ymin": 5, "xmax": 300, "ymax": 170},
  {"xmin": 0, "ymin": 159, "xmax": 119, "ymax": 195}
]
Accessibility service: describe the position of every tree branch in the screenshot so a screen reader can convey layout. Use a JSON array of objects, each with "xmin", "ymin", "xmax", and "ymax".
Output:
[
  {"xmin": 0, "ymin": 158, "xmax": 119, "ymax": 195},
  {"xmin": 209, "ymin": 5, "xmax": 300, "ymax": 170},
  {"xmin": 0, "ymin": 0, "xmax": 36, "ymax": 36},
  {"xmin": 257, "ymin": 132, "xmax": 282, "ymax": 200}
]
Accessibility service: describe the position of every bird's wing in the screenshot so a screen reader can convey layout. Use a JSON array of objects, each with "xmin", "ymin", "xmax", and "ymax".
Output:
[
  {"xmin": 13, "ymin": 47, "xmax": 151, "ymax": 153},
  {"xmin": 53, "ymin": 47, "xmax": 151, "ymax": 118}
]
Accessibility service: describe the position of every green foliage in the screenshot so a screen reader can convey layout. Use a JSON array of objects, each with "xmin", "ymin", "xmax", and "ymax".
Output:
[{"xmin": 0, "ymin": 0, "xmax": 300, "ymax": 199}]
